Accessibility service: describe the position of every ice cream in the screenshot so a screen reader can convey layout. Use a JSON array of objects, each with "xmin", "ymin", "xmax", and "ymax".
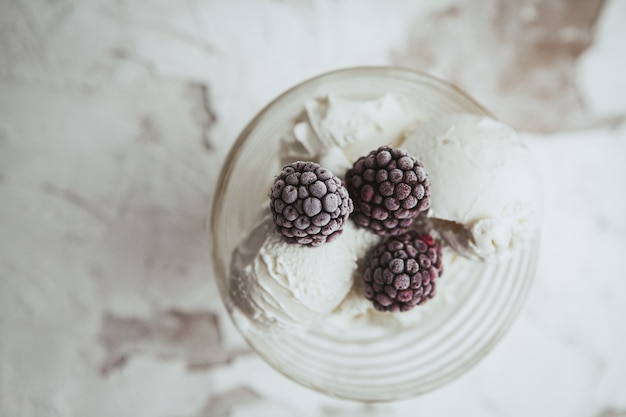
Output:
[
  {"xmin": 228, "ymin": 94, "xmax": 541, "ymax": 333},
  {"xmin": 400, "ymin": 114, "xmax": 542, "ymax": 259},
  {"xmin": 283, "ymin": 93, "xmax": 426, "ymax": 175},
  {"xmin": 229, "ymin": 216, "xmax": 380, "ymax": 330}
]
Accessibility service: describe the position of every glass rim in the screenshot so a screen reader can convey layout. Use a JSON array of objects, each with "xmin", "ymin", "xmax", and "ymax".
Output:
[{"xmin": 207, "ymin": 66, "xmax": 534, "ymax": 402}]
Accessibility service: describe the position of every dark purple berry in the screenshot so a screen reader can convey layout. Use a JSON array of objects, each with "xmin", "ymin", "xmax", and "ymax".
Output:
[
  {"xmin": 345, "ymin": 146, "xmax": 431, "ymax": 235},
  {"xmin": 363, "ymin": 232, "xmax": 442, "ymax": 312},
  {"xmin": 270, "ymin": 161, "xmax": 353, "ymax": 246}
]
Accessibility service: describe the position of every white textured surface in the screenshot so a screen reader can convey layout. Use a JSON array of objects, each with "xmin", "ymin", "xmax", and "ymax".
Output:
[{"xmin": 1, "ymin": 0, "xmax": 625, "ymax": 416}]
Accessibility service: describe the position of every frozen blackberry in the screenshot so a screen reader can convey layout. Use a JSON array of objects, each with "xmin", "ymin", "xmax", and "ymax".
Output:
[
  {"xmin": 270, "ymin": 161, "xmax": 353, "ymax": 247},
  {"xmin": 363, "ymin": 232, "xmax": 442, "ymax": 312},
  {"xmin": 345, "ymin": 146, "xmax": 430, "ymax": 235}
]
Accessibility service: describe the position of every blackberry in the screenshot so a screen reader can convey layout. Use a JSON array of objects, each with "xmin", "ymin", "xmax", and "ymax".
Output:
[
  {"xmin": 345, "ymin": 146, "xmax": 430, "ymax": 235},
  {"xmin": 363, "ymin": 232, "xmax": 442, "ymax": 312},
  {"xmin": 270, "ymin": 161, "xmax": 353, "ymax": 247}
]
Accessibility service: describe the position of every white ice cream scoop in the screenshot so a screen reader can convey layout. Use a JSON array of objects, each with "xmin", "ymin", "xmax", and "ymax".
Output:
[
  {"xmin": 400, "ymin": 114, "xmax": 542, "ymax": 260},
  {"xmin": 229, "ymin": 216, "xmax": 380, "ymax": 330}
]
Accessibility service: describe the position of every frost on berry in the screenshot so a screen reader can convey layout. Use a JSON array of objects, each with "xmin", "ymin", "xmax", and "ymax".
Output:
[
  {"xmin": 269, "ymin": 161, "xmax": 353, "ymax": 247},
  {"xmin": 363, "ymin": 231, "xmax": 443, "ymax": 312},
  {"xmin": 346, "ymin": 146, "xmax": 431, "ymax": 235}
]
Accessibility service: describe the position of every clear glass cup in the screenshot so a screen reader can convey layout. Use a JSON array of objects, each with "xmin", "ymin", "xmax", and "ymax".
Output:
[{"xmin": 210, "ymin": 67, "xmax": 539, "ymax": 401}]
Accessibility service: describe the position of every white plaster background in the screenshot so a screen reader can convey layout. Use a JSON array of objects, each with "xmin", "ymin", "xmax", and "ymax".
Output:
[{"xmin": 1, "ymin": 0, "xmax": 625, "ymax": 416}]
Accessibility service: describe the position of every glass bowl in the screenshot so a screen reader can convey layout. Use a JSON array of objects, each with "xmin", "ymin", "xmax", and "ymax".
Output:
[{"xmin": 210, "ymin": 67, "xmax": 539, "ymax": 401}]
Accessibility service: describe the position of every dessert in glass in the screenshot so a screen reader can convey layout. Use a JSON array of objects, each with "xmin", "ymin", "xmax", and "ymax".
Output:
[{"xmin": 210, "ymin": 67, "xmax": 541, "ymax": 401}]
